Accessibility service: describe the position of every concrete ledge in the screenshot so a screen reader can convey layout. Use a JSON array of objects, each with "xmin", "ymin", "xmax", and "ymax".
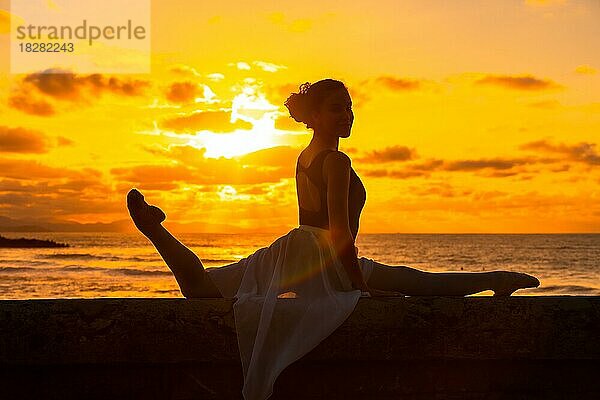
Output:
[{"xmin": 1, "ymin": 296, "xmax": 599, "ymax": 399}]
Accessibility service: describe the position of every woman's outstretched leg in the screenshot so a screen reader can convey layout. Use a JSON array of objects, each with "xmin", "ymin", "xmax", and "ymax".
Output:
[
  {"xmin": 366, "ymin": 261, "xmax": 540, "ymax": 296},
  {"xmin": 127, "ymin": 188, "xmax": 222, "ymax": 298}
]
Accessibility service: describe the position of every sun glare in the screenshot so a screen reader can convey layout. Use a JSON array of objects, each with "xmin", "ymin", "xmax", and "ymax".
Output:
[
  {"xmin": 183, "ymin": 83, "xmax": 286, "ymax": 158},
  {"xmin": 188, "ymin": 129, "xmax": 276, "ymax": 158}
]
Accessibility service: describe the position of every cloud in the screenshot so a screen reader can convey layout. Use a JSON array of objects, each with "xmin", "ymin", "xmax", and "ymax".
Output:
[
  {"xmin": 475, "ymin": 74, "xmax": 560, "ymax": 90},
  {"xmin": 141, "ymin": 144, "xmax": 209, "ymax": 166},
  {"xmin": 26, "ymin": 69, "xmax": 150, "ymax": 99},
  {"xmin": 574, "ymin": 65, "xmax": 597, "ymax": 75},
  {"xmin": 253, "ymin": 61, "xmax": 286, "ymax": 72},
  {"xmin": 145, "ymin": 144, "xmax": 289, "ymax": 172},
  {"xmin": 114, "ymin": 182, "xmax": 180, "ymax": 192},
  {"xmin": 0, "ymin": 178, "xmax": 121, "ymax": 222},
  {"xmin": 520, "ymin": 140, "xmax": 600, "ymax": 165},
  {"xmin": 165, "ymin": 81, "xmax": 200, "ymax": 104},
  {"xmin": 169, "ymin": 64, "xmax": 201, "ymax": 77},
  {"xmin": 8, "ymin": 94, "xmax": 55, "ymax": 116},
  {"xmin": 444, "ymin": 158, "xmax": 524, "ymax": 171},
  {"xmin": 479, "ymin": 170, "xmax": 522, "ymax": 178},
  {"xmin": 528, "ymin": 100, "xmax": 560, "ymax": 109},
  {"xmin": 356, "ymin": 145, "xmax": 417, "ymax": 163},
  {"xmin": 367, "ymin": 169, "xmax": 430, "ymax": 179},
  {"xmin": 160, "ymin": 110, "xmax": 252, "ymax": 133},
  {"xmin": 362, "ymin": 160, "xmax": 439, "ymax": 179},
  {"xmin": 229, "ymin": 62, "xmax": 251, "ymax": 71},
  {"xmin": 0, "ymin": 158, "xmax": 100, "ymax": 180},
  {"xmin": 237, "ymin": 185, "xmax": 270, "ymax": 195},
  {"xmin": 9, "ymin": 69, "xmax": 150, "ymax": 105},
  {"xmin": 410, "ymin": 159, "xmax": 445, "ymax": 171},
  {"xmin": 375, "ymin": 76, "xmax": 421, "ymax": 91},
  {"xmin": 361, "ymin": 139, "xmax": 598, "ymax": 180},
  {"xmin": 0, "ymin": 177, "xmax": 108, "ymax": 195},
  {"xmin": 8, "ymin": 69, "xmax": 151, "ymax": 116},
  {"xmin": 111, "ymin": 161, "xmax": 289, "ymax": 186},
  {"xmin": 264, "ymin": 83, "xmax": 298, "ymax": 108},
  {"xmin": 0, "ymin": 126, "xmax": 49, "ymax": 153},
  {"xmin": 57, "ymin": 136, "xmax": 74, "ymax": 146},
  {"xmin": 207, "ymin": 73, "xmax": 225, "ymax": 81},
  {"xmin": 348, "ymin": 86, "xmax": 371, "ymax": 107},
  {"xmin": 360, "ymin": 153, "xmax": 557, "ymax": 180},
  {"xmin": 237, "ymin": 146, "xmax": 301, "ymax": 168},
  {"xmin": 274, "ymin": 115, "xmax": 305, "ymax": 131},
  {"xmin": 111, "ymin": 164, "xmax": 195, "ymax": 184},
  {"xmin": 409, "ymin": 182, "xmax": 474, "ymax": 198},
  {"xmin": 551, "ymin": 164, "xmax": 571, "ymax": 173},
  {"xmin": 130, "ymin": 145, "xmax": 299, "ymax": 186}
]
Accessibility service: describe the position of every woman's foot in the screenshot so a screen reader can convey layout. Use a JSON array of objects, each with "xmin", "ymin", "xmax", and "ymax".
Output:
[
  {"xmin": 126, "ymin": 188, "xmax": 166, "ymax": 237},
  {"xmin": 492, "ymin": 271, "xmax": 540, "ymax": 296}
]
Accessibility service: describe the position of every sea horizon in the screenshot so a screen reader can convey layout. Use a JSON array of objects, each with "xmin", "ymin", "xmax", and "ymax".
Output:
[
  {"xmin": 2, "ymin": 230, "xmax": 599, "ymax": 235},
  {"xmin": 1, "ymin": 231, "xmax": 598, "ymax": 299}
]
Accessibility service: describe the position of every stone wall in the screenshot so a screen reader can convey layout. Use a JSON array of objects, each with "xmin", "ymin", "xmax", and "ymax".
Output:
[{"xmin": 1, "ymin": 296, "xmax": 599, "ymax": 399}]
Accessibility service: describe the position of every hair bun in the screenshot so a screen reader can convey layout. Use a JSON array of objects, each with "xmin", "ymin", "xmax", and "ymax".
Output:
[
  {"xmin": 284, "ymin": 82, "xmax": 312, "ymax": 126},
  {"xmin": 299, "ymin": 82, "xmax": 311, "ymax": 95}
]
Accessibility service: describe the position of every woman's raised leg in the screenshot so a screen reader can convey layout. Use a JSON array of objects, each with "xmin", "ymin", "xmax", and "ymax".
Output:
[
  {"xmin": 366, "ymin": 261, "xmax": 540, "ymax": 296},
  {"xmin": 127, "ymin": 189, "xmax": 222, "ymax": 298}
]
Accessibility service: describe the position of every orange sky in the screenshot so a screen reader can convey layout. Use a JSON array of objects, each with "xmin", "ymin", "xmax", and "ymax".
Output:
[{"xmin": 0, "ymin": 0, "xmax": 599, "ymax": 233}]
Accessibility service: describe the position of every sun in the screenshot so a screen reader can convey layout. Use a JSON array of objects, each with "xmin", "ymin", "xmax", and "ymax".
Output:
[
  {"xmin": 150, "ymin": 82, "xmax": 304, "ymax": 159},
  {"xmin": 186, "ymin": 83, "xmax": 289, "ymax": 158},
  {"xmin": 188, "ymin": 128, "xmax": 276, "ymax": 158}
]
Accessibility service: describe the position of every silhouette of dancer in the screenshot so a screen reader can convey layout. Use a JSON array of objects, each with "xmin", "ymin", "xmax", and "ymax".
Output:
[
  {"xmin": 127, "ymin": 79, "xmax": 540, "ymax": 400},
  {"xmin": 127, "ymin": 78, "xmax": 539, "ymax": 299}
]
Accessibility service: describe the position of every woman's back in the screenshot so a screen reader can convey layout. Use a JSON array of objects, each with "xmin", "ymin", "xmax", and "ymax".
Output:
[{"xmin": 296, "ymin": 148, "xmax": 367, "ymax": 239}]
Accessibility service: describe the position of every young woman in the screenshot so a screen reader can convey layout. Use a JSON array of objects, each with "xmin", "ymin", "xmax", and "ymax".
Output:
[{"xmin": 126, "ymin": 78, "xmax": 540, "ymax": 400}]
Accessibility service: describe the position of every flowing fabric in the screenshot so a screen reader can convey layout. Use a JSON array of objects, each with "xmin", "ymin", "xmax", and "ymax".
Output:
[{"xmin": 206, "ymin": 225, "xmax": 374, "ymax": 400}]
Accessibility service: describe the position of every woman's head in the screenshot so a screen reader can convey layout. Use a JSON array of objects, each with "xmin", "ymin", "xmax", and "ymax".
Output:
[{"xmin": 284, "ymin": 79, "xmax": 353, "ymax": 138}]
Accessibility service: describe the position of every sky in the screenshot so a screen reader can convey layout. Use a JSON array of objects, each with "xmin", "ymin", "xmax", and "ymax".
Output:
[{"xmin": 0, "ymin": 0, "xmax": 599, "ymax": 233}]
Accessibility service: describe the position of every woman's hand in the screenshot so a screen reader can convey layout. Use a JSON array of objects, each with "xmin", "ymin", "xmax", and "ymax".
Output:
[{"xmin": 367, "ymin": 288, "xmax": 405, "ymax": 297}]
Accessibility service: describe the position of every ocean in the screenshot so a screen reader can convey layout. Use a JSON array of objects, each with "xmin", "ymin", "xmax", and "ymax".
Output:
[{"xmin": 1, "ymin": 231, "xmax": 598, "ymax": 299}]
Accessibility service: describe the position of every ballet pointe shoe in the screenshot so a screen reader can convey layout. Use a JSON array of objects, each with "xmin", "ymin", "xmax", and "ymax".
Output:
[
  {"xmin": 126, "ymin": 188, "xmax": 166, "ymax": 236},
  {"xmin": 493, "ymin": 271, "xmax": 540, "ymax": 297}
]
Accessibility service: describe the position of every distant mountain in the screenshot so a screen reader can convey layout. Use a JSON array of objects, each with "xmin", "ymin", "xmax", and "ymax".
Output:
[
  {"xmin": 0, "ymin": 215, "xmax": 287, "ymax": 234},
  {"xmin": 0, "ymin": 216, "xmax": 131, "ymax": 233}
]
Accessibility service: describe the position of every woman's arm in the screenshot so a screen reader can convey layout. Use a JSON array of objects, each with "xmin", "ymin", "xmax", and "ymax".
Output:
[{"xmin": 324, "ymin": 151, "xmax": 370, "ymax": 291}]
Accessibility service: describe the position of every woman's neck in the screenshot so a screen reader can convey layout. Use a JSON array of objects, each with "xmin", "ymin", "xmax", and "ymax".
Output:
[{"xmin": 309, "ymin": 133, "xmax": 339, "ymax": 151}]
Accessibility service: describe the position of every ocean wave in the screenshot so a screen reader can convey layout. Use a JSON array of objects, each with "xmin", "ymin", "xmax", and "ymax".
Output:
[
  {"xmin": 37, "ymin": 251, "xmax": 238, "ymax": 265},
  {"xmin": 0, "ymin": 266, "xmax": 38, "ymax": 273},
  {"xmin": 62, "ymin": 265, "xmax": 98, "ymax": 272},
  {"xmin": 61, "ymin": 265, "xmax": 172, "ymax": 276},
  {"xmin": 81, "ymin": 285, "xmax": 137, "ymax": 292},
  {"xmin": 203, "ymin": 259, "xmax": 237, "ymax": 264},
  {"xmin": 0, "ymin": 260, "xmax": 51, "ymax": 267},
  {"xmin": 124, "ymin": 256, "xmax": 160, "ymax": 262},
  {"xmin": 534, "ymin": 284, "xmax": 600, "ymax": 295},
  {"xmin": 111, "ymin": 268, "xmax": 172, "ymax": 276},
  {"xmin": 40, "ymin": 253, "xmax": 122, "ymax": 261}
]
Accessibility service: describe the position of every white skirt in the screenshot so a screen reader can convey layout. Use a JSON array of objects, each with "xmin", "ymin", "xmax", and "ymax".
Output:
[{"xmin": 206, "ymin": 225, "xmax": 374, "ymax": 400}]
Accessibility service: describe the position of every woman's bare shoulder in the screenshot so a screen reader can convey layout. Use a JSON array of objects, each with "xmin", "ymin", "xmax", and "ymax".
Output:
[
  {"xmin": 322, "ymin": 150, "xmax": 351, "ymax": 183},
  {"xmin": 323, "ymin": 150, "xmax": 351, "ymax": 168}
]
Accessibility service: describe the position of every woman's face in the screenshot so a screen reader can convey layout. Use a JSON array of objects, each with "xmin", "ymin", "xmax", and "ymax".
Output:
[{"xmin": 312, "ymin": 88, "xmax": 354, "ymax": 138}]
